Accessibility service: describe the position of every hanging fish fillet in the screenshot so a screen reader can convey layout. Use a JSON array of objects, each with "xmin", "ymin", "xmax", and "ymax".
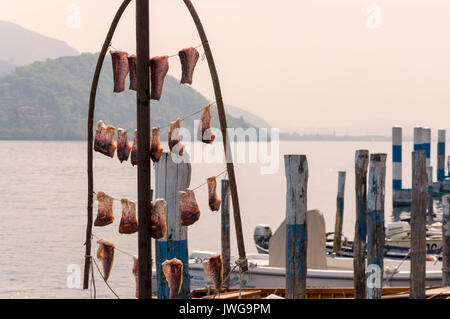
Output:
[
  {"xmin": 132, "ymin": 256, "xmax": 139, "ymax": 299},
  {"xmin": 197, "ymin": 104, "xmax": 216, "ymax": 144},
  {"xmin": 128, "ymin": 54, "xmax": 137, "ymax": 91},
  {"xmin": 203, "ymin": 254, "xmax": 223, "ymax": 292},
  {"xmin": 111, "ymin": 50, "xmax": 130, "ymax": 93},
  {"xmin": 168, "ymin": 118, "xmax": 184, "ymax": 156},
  {"xmin": 131, "ymin": 130, "xmax": 138, "ymax": 166},
  {"xmin": 119, "ymin": 199, "xmax": 138, "ymax": 234},
  {"xmin": 162, "ymin": 258, "xmax": 184, "ymax": 299},
  {"xmin": 179, "ymin": 47, "xmax": 200, "ymax": 85},
  {"xmin": 94, "ymin": 120, "xmax": 117, "ymax": 158},
  {"xmin": 117, "ymin": 128, "xmax": 131, "ymax": 163},
  {"xmin": 96, "ymin": 239, "xmax": 115, "ymax": 281},
  {"xmin": 179, "ymin": 189, "xmax": 200, "ymax": 226},
  {"xmin": 150, "ymin": 56, "xmax": 169, "ymax": 100},
  {"xmin": 150, "ymin": 199, "xmax": 167, "ymax": 239},
  {"xmin": 207, "ymin": 177, "xmax": 221, "ymax": 212},
  {"xmin": 94, "ymin": 191, "xmax": 114, "ymax": 226},
  {"xmin": 150, "ymin": 127, "xmax": 163, "ymax": 163}
]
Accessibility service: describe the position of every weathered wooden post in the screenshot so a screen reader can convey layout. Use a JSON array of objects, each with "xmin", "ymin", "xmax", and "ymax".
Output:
[
  {"xmin": 221, "ymin": 179, "xmax": 231, "ymax": 287},
  {"xmin": 284, "ymin": 155, "xmax": 308, "ymax": 299},
  {"xmin": 426, "ymin": 167, "xmax": 434, "ymax": 224},
  {"xmin": 410, "ymin": 150, "xmax": 427, "ymax": 299},
  {"xmin": 366, "ymin": 153, "xmax": 386, "ymax": 299},
  {"xmin": 332, "ymin": 171, "xmax": 346, "ymax": 256},
  {"xmin": 437, "ymin": 129, "xmax": 446, "ymax": 182},
  {"xmin": 136, "ymin": 0, "xmax": 152, "ymax": 299},
  {"xmin": 353, "ymin": 150, "xmax": 369, "ymax": 299},
  {"xmin": 155, "ymin": 152, "xmax": 192, "ymax": 299},
  {"xmin": 442, "ymin": 196, "xmax": 450, "ymax": 287}
]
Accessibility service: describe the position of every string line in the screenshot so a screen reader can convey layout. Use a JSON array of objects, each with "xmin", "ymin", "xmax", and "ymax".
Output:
[
  {"xmin": 109, "ymin": 42, "xmax": 204, "ymax": 60},
  {"xmin": 92, "ymin": 257, "xmax": 121, "ymax": 299},
  {"xmin": 92, "ymin": 233, "xmax": 136, "ymax": 258}
]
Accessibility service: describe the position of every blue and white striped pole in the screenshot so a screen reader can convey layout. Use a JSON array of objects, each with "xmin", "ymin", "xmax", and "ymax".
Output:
[
  {"xmin": 414, "ymin": 126, "xmax": 423, "ymax": 152},
  {"xmin": 392, "ymin": 126, "xmax": 402, "ymax": 192},
  {"xmin": 423, "ymin": 127, "xmax": 431, "ymax": 168},
  {"xmin": 155, "ymin": 152, "xmax": 192, "ymax": 299},
  {"xmin": 438, "ymin": 129, "xmax": 446, "ymax": 182}
]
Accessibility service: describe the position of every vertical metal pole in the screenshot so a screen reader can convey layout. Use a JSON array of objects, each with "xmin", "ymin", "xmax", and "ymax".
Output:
[
  {"xmin": 353, "ymin": 150, "xmax": 369, "ymax": 299},
  {"xmin": 83, "ymin": 0, "xmax": 132, "ymax": 289},
  {"xmin": 366, "ymin": 153, "xmax": 387, "ymax": 299},
  {"xmin": 392, "ymin": 126, "xmax": 402, "ymax": 201},
  {"xmin": 136, "ymin": 0, "xmax": 152, "ymax": 299},
  {"xmin": 221, "ymin": 179, "xmax": 231, "ymax": 287},
  {"xmin": 410, "ymin": 151, "xmax": 427, "ymax": 299},
  {"xmin": 426, "ymin": 167, "xmax": 434, "ymax": 224},
  {"xmin": 442, "ymin": 195, "xmax": 450, "ymax": 287},
  {"xmin": 423, "ymin": 128, "xmax": 431, "ymax": 168},
  {"xmin": 182, "ymin": 0, "xmax": 248, "ymax": 271},
  {"xmin": 414, "ymin": 126, "xmax": 423, "ymax": 152},
  {"xmin": 332, "ymin": 171, "xmax": 346, "ymax": 256},
  {"xmin": 284, "ymin": 155, "xmax": 308, "ymax": 299}
]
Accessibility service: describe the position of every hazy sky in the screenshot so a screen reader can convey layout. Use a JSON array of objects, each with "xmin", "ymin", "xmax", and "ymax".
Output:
[{"xmin": 1, "ymin": 0, "xmax": 450, "ymax": 136}]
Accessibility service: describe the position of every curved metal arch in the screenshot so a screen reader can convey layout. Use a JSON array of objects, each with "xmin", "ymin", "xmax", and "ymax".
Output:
[{"xmin": 83, "ymin": 0, "xmax": 132, "ymax": 290}]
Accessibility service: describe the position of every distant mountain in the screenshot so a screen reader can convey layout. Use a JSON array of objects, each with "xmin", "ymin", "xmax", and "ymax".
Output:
[
  {"xmin": 226, "ymin": 104, "xmax": 270, "ymax": 128},
  {"xmin": 0, "ymin": 59, "xmax": 15, "ymax": 77},
  {"xmin": 0, "ymin": 21, "xmax": 79, "ymax": 66},
  {"xmin": 0, "ymin": 53, "xmax": 255, "ymax": 140}
]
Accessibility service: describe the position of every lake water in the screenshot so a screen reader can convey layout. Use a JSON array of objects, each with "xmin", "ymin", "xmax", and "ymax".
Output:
[{"xmin": 0, "ymin": 140, "xmax": 444, "ymax": 298}]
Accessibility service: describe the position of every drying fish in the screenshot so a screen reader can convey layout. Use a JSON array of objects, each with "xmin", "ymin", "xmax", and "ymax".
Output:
[
  {"xmin": 131, "ymin": 130, "xmax": 138, "ymax": 166},
  {"xmin": 207, "ymin": 177, "xmax": 221, "ymax": 212},
  {"xmin": 203, "ymin": 254, "xmax": 223, "ymax": 292},
  {"xmin": 128, "ymin": 54, "xmax": 137, "ymax": 91},
  {"xmin": 197, "ymin": 104, "xmax": 215, "ymax": 144},
  {"xmin": 150, "ymin": 199, "xmax": 167, "ymax": 239},
  {"xmin": 94, "ymin": 191, "xmax": 114, "ymax": 226},
  {"xmin": 111, "ymin": 50, "xmax": 130, "ymax": 93},
  {"xmin": 179, "ymin": 189, "xmax": 200, "ymax": 226},
  {"xmin": 168, "ymin": 118, "xmax": 184, "ymax": 156},
  {"xmin": 119, "ymin": 199, "xmax": 138, "ymax": 234},
  {"xmin": 150, "ymin": 56, "xmax": 169, "ymax": 100},
  {"xmin": 162, "ymin": 258, "xmax": 183, "ymax": 299},
  {"xmin": 96, "ymin": 239, "xmax": 115, "ymax": 281},
  {"xmin": 179, "ymin": 47, "xmax": 200, "ymax": 85},
  {"xmin": 132, "ymin": 256, "xmax": 139, "ymax": 299},
  {"xmin": 150, "ymin": 127, "xmax": 163, "ymax": 163},
  {"xmin": 117, "ymin": 128, "xmax": 131, "ymax": 163},
  {"xmin": 94, "ymin": 120, "xmax": 117, "ymax": 158}
]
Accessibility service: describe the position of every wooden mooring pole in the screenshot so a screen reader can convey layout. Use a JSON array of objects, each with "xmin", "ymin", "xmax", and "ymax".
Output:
[
  {"xmin": 410, "ymin": 150, "xmax": 427, "ymax": 299},
  {"xmin": 155, "ymin": 153, "xmax": 192, "ymax": 298},
  {"xmin": 353, "ymin": 150, "xmax": 369, "ymax": 299},
  {"xmin": 284, "ymin": 155, "xmax": 308, "ymax": 299},
  {"xmin": 443, "ymin": 195, "xmax": 450, "ymax": 287},
  {"xmin": 221, "ymin": 179, "xmax": 231, "ymax": 287},
  {"xmin": 136, "ymin": 0, "xmax": 152, "ymax": 299},
  {"xmin": 83, "ymin": 0, "xmax": 131, "ymax": 290},
  {"xmin": 332, "ymin": 171, "xmax": 346, "ymax": 256},
  {"xmin": 366, "ymin": 153, "xmax": 386, "ymax": 299},
  {"xmin": 426, "ymin": 167, "xmax": 434, "ymax": 224}
]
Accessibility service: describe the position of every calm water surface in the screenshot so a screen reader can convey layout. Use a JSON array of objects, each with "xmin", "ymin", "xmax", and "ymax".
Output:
[{"xmin": 0, "ymin": 140, "xmax": 444, "ymax": 298}]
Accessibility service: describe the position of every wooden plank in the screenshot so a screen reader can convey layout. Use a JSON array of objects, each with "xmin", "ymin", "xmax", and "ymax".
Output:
[
  {"xmin": 442, "ymin": 195, "xmax": 450, "ymax": 287},
  {"xmin": 410, "ymin": 150, "xmax": 427, "ymax": 299},
  {"xmin": 284, "ymin": 155, "xmax": 308, "ymax": 299},
  {"xmin": 83, "ymin": 0, "xmax": 131, "ymax": 290},
  {"xmin": 332, "ymin": 171, "xmax": 346, "ymax": 255},
  {"xmin": 182, "ymin": 0, "xmax": 248, "ymax": 272},
  {"xmin": 155, "ymin": 153, "xmax": 192, "ymax": 299},
  {"xmin": 136, "ymin": 0, "xmax": 152, "ymax": 299},
  {"xmin": 221, "ymin": 179, "xmax": 231, "ymax": 287},
  {"xmin": 353, "ymin": 150, "xmax": 369, "ymax": 299},
  {"xmin": 366, "ymin": 153, "xmax": 387, "ymax": 299}
]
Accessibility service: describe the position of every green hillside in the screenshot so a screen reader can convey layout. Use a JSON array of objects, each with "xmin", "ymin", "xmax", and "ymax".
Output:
[{"xmin": 0, "ymin": 53, "xmax": 253, "ymax": 140}]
